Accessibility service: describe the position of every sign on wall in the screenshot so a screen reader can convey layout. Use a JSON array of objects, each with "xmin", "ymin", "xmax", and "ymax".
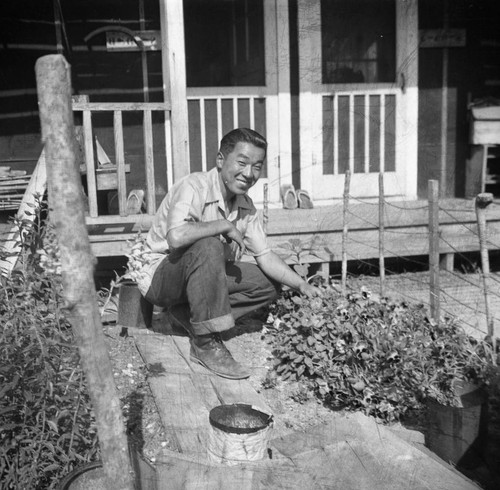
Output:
[
  {"xmin": 419, "ymin": 29, "xmax": 466, "ymax": 48},
  {"xmin": 106, "ymin": 30, "xmax": 161, "ymax": 52}
]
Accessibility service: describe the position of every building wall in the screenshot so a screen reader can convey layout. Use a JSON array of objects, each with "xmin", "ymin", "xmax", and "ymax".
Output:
[{"xmin": 418, "ymin": 0, "xmax": 500, "ymax": 198}]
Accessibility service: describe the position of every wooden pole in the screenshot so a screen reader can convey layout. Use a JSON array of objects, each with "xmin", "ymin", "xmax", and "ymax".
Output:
[
  {"xmin": 35, "ymin": 55, "xmax": 135, "ymax": 489},
  {"xmin": 341, "ymin": 170, "xmax": 351, "ymax": 296},
  {"xmin": 428, "ymin": 180, "xmax": 440, "ymax": 325},
  {"xmin": 378, "ymin": 172, "xmax": 386, "ymax": 297},
  {"xmin": 475, "ymin": 192, "xmax": 495, "ymax": 352},
  {"xmin": 439, "ymin": 0, "xmax": 449, "ymax": 198},
  {"xmin": 159, "ymin": 0, "xmax": 190, "ymax": 181}
]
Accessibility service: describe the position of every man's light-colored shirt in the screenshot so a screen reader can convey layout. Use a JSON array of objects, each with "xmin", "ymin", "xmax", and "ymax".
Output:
[{"xmin": 134, "ymin": 167, "xmax": 270, "ymax": 295}]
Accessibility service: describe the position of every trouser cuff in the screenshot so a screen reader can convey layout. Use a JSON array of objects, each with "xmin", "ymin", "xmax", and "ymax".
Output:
[{"xmin": 191, "ymin": 313, "xmax": 234, "ymax": 336}]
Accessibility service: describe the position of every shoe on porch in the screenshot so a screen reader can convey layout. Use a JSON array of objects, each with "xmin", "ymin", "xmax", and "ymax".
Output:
[{"xmin": 190, "ymin": 334, "xmax": 250, "ymax": 380}]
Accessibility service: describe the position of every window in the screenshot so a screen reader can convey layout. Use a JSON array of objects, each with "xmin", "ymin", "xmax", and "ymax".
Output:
[
  {"xmin": 321, "ymin": 0, "xmax": 396, "ymax": 84},
  {"xmin": 184, "ymin": 0, "xmax": 265, "ymax": 87}
]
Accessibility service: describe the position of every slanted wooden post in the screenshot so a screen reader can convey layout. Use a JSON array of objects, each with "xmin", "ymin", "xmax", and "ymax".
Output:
[
  {"xmin": 475, "ymin": 192, "xmax": 496, "ymax": 353},
  {"xmin": 341, "ymin": 170, "xmax": 351, "ymax": 295},
  {"xmin": 35, "ymin": 55, "xmax": 135, "ymax": 489},
  {"xmin": 428, "ymin": 180, "xmax": 440, "ymax": 325}
]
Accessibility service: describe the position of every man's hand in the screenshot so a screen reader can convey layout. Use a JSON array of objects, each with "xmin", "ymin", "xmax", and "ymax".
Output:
[
  {"xmin": 222, "ymin": 222, "xmax": 247, "ymax": 256},
  {"xmin": 298, "ymin": 281, "xmax": 322, "ymax": 298}
]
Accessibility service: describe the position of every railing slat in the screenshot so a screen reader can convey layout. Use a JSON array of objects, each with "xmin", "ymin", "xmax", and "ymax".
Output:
[
  {"xmin": 333, "ymin": 95, "xmax": 339, "ymax": 175},
  {"xmin": 217, "ymin": 98, "xmax": 222, "ymax": 145},
  {"xmin": 143, "ymin": 109, "xmax": 156, "ymax": 214},
  {"xmin": 82, "ymin": 110, "xmax": 98, "ymax": 217},
  {"xmin": 200, "ymin": 100, "xmax": 207, "ymax": 172},
  {"xmin": 364, "ymin": 94, "xmax": 370, "ymax": 174},
  {"xmin": 349, "ymin": 94, "xmax": 354, "ymax": 173},
  {"xmin": 113, "ymin": 110, "xmax": 127, "ymax": 216},
  {"xmin": 165, "ymin": 111, "xmax": 173, "ymax": 192},
  {"xmin": 249, "ymin": 96, "xmax": 255, "ymax": 130},
  {"xmin": 232, "ymin": 97, "xmax": 238, "ymax": 128}
]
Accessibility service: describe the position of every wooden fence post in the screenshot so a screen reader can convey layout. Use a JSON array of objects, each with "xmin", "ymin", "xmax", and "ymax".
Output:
[
  {"xmin": 475, "ymin": 192, "xmax": 496, "ymax": 353},
  {"xmin": 35, "ymin": 55, "xmax": 135, "ymax": 489},
  {"xmin": 263, "ymin": 182, "xmax": 269, "ymax": 235},
  {"xmin": 379, "ymin": 172, "xmax": 385, "ymax": 298},
  {"xmin": 428, "ymin": 180, "xmax": 440, "ymax": 325},
  {"xmin": 341, "ymin": 170, "xmax": 351, "ymax": 296}
]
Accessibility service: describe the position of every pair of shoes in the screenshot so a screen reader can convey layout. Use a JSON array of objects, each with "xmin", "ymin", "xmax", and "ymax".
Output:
[
  {"xmin": 280, "ymin": 184, "xmax": 313, "ymax": 209},
  {"xmin": 190, "ymin": 334, "xmax": 250, "ymax": 380}
]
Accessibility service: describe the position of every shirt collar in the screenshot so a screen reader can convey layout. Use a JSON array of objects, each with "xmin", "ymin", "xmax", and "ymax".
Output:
[{"xmin": 206, "ymin": 167, "xmax": 252, "ymax": 211}]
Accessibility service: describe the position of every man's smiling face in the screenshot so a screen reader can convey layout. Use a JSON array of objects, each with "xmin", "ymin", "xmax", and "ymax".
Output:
[{"xmin": 216, "ymin": 141, "xmax": 266, "ymax": 199}]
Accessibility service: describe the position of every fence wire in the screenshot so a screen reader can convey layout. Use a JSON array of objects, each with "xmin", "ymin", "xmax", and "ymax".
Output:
[{"xmin": 331, "ymin": 188, "xmax": 500, "ymax": 338}]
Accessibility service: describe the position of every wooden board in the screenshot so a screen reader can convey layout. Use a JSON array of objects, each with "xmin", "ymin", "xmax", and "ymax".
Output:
[
  {"xmin": 270, "ymin": 412, "xmax": 479, "ymax": 490},
  {"xmin": 155, "ymin": 449, "xmax": 315, "ymax": 490},
  {"xmin": 132, "ymin": 327, "xmax": 272, "ymax": 459}
]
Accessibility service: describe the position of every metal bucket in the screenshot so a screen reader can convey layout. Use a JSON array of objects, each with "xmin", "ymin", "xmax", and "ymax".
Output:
[
  {"xmin": 207, "ymin": 404, "xmax": 273, "ymax": 465},
  {"xmin": 117, "ymin": 282, "xmax": 153, "ymax": 329}
]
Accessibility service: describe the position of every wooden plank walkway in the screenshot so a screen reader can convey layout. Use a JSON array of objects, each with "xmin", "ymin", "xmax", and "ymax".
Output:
[{"xmin": 129, "ymin": 318, "xmax": 480, "ymax": 489}]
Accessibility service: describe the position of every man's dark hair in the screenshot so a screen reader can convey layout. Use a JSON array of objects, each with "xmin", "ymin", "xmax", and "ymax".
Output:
[{"xmin": 219, "ymin": 128, "xmax": 267, "ymax": 156}]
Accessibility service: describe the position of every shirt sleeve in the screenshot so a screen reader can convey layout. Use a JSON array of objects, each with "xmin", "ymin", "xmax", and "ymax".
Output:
[
  {"xmin": 243, "ymin": 208, "xmax": 271, "ymax": 257},
  {"xmin": 166, "ymin": 180, "xmax": 202, "ymax": 233}
]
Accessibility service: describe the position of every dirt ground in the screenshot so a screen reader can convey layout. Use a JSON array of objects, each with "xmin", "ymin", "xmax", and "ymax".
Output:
[{"xmin": 102, "ymin": 274, "xmax": 500, "ymax": 490}]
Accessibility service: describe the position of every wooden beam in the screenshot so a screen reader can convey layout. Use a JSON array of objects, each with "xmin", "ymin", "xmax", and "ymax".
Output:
[
  {"xmin": 72, "ymin": 101, "xmax": 170, "ymax": 111},
  {"xmin": 159, "ymin": 0, "xmax": 190, "ymax": 182}
]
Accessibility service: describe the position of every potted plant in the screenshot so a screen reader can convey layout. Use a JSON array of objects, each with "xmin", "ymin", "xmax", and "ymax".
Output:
[
  {"xmin": 265, "ymin": 282, "xmax": 496, "ymax": 466},
  {"xmin": 410, "ymin": 318, "xmax": 496, "ymax": 467}
]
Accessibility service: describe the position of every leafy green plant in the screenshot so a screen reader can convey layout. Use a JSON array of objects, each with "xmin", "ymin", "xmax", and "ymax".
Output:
[
  {"xmin": 277, "ymin": 236, "xmax": 333, "ymax": 280},
  {"xmin": 0, "ymin": 199, "xmax": 99, "ymax": 489},
  {"xmin": 265, "ymin": 283, "xmax": 495, "ymax": 423}
]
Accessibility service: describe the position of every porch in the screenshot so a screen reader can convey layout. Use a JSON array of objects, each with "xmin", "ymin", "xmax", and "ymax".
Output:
[{"xmin": 87, "ymin": 196, "xmax": 500, "ymax": 267}]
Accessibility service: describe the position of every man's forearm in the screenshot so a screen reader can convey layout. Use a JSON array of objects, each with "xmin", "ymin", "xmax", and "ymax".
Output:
[
  {"xmin": 167, "ymin": 220, "xmax": 231, "ymax": 249},
  {"xmin": 256, "ymin": 251, "xmax": 307, "ymax": 291}
]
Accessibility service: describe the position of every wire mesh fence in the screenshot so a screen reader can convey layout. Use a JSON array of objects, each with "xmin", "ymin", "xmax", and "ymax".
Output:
[{"xmin": 268, "ymin": 174, "xmax": 500, "ymax": 343}]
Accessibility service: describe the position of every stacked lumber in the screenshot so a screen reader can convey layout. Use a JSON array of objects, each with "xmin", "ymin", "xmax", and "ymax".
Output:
[{"xmin": 0, "ymin": 167, "xmax": 30, "ymax": 211}]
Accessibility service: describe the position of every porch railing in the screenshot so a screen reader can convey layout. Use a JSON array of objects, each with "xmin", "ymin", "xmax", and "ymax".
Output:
[
  {"xmin": 186, "ymin": 89, "xmax": 267, "ymax": 174},
  {"xmin": 72, "ymin": 100, "xmax": 172, "ymax": 222},
  {"xmin": 320, "ymin": 88, "xmax": 398, "ymax": 175}
]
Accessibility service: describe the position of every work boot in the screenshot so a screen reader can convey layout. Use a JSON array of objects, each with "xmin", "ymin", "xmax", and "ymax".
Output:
[
  {"xmin": 168, "ymin": 306, "xmax": 250, "ymax": 380},
  {"xmin": 190, "ymin": 334, "xmax": 250, "ymax": 380}
]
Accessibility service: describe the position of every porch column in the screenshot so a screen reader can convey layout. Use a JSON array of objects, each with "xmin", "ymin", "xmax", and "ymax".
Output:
[
  {"xmin": 160, "ymin": 0, "xmax": 190, "ymax": 182},
  {"xmin": 396, "ymin": 0, "xmax": 419, "ymax": 200}
]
